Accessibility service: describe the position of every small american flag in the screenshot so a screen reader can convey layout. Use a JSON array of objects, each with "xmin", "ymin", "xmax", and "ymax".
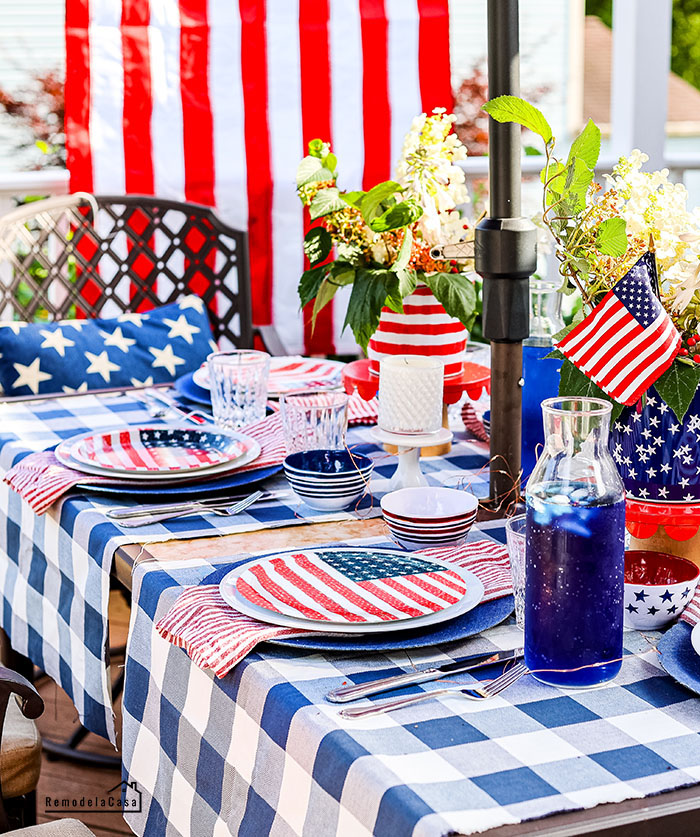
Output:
[
  {"xmin": 555, "ymin": 253, "xmax": 680, "ymax": 406},
  {"xmin": 235, "ymin": 549, "xmax": 468, "ymax": 624}
]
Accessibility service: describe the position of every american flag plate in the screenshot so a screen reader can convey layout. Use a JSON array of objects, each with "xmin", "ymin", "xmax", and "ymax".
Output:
[
  {"xmin": 56, "ymin": 426, "xmax": 260, "ymax": 480},
  {"xmin": 194, "ymin": 356, "xmax": 345, "ymax": 396},
  {"xmin": 220, "ymin": 548, "xmax": 484, "ymax": 633}
]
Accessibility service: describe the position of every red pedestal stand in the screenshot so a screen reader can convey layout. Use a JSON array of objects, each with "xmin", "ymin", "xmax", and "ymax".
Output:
[{"xmin": 341, "ymin": 358, "xmax": 490, "ymax": 404}]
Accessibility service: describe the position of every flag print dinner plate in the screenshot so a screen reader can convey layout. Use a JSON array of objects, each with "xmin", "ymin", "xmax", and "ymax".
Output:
[
  {"xmin": 55, "ymin": 426, "xmax": 261, "ymax": 481},
  {"xmin": 219, "ymin": 548, "xmax": 484, "ymax": 633},
  {"xmin": 194, "ymin": 356, "xmax": 345, "ymax": 396},
  {"xmin": 67, "ymin": 426, "xmax": 252, "ymax": 474}
]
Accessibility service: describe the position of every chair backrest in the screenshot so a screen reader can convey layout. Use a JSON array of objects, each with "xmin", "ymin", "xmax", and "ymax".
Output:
[{"xmin": 0, "ymin": 193, "xmax": 252, "ymax": 348}]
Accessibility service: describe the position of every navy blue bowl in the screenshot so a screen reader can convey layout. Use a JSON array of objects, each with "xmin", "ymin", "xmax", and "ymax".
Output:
[{"xmin": 284, "ymin": 449, "xmax": 373, "ymax": 476}]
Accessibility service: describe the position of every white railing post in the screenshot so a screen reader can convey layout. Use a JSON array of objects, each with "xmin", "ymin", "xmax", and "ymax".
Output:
[{"xmin": 610, "ymin": 0, "xmax": 672, "ymax": 170}]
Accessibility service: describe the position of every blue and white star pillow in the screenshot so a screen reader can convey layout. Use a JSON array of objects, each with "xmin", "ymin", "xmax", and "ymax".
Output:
[{"xmin": 0, "ymin": 295, "xmax": 218, "ymax": 397}]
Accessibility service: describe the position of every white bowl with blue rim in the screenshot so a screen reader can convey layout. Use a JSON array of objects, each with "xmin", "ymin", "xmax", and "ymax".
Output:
[{"xmin": 283, "ymin": 449, "xmax": 373, "ymax": 511}]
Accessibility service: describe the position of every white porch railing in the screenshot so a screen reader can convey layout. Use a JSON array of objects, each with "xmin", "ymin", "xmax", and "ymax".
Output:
[{"xmin": 0, "ymin": 168, "xmax": 69, "ymax": 217}]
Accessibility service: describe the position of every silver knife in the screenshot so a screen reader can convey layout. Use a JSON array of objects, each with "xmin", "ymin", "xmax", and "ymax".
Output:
[{"xmin": 325, "ymin": 647, "xmax": 524, "ymax": 703}]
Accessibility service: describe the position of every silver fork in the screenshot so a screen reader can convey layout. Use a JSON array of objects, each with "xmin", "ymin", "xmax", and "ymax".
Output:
[
  {"xmin": 116, "ymin": 490, "xmax": 264, "ymax": 528},
  {"xmin": 338, "ymin": 662, "xmax": 529, "ymax": 719}
]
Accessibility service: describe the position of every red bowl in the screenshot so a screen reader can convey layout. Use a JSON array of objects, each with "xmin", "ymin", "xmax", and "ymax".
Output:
[{"xmin": 624, "ymin": 550, "xmax": 700, "ymax": 586}]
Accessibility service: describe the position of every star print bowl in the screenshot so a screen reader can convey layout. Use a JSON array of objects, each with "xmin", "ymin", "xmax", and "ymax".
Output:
[{"xmin": 623, "ymin": 550, "xmax": 700, "ymax": 630}]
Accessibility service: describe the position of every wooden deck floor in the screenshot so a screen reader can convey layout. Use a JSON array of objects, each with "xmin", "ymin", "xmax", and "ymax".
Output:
[{"xmin": 34, "ymin": 591, "xmax": 131, "ymax": 837}]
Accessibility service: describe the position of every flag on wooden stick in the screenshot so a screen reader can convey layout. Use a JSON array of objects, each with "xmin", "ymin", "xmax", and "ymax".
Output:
[{"xmin": 555, "ymin": 253, "xmax": 680, "ymax": 406}]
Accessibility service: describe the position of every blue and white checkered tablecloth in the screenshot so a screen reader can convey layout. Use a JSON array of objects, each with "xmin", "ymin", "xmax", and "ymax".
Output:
[
  {"xmin": 121, "ymin": 529, "xmax": 700, "ymax": 837},
  {"xmin": 0, "ymin": 393, "xmax": 489, "ymax": 743}
]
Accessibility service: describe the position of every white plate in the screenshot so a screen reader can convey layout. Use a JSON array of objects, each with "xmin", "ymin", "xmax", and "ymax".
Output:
[
  {"xmin": 55, "ymin": 427, "xmax": 261, "ymax": 481},
  {"xmin": 195, "ymin": 356, "xmax": 345, "ymax": 396},
  {"xmin": 219, "ymin": 549, "xmax": 485, "ymax": 633},
  {"xmin": 691, "ymin": 622, "xmax": 700, "ymax": 657},
  {"xmin": 68, "ymin": 425, "xmax": 252, "ymax": 475}
]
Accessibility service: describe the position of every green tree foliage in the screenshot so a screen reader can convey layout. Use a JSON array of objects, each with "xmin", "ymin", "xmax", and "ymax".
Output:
[{"xmin": 586, "ymin": 0, "xmax": 700, "ymax": 92}]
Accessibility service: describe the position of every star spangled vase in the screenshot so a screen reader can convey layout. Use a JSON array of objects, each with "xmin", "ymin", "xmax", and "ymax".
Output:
[
  {"xmin": 608, "ymin": 386, "xmax": 700, "ymax": 503},
  {"xmin": 525, "ymin": 397, "xmax": 626, "ymax": 688},
  {"xmin": 367, "ymin": 284, "xmax": 468, "ymax": 379}
]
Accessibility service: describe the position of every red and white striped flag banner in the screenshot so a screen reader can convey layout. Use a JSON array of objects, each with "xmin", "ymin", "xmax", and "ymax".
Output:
[
  {"xmin": 554, "ymin": 253, "xmax": 680, "ymax": 406},
  {"xmin": 65, "ymin": 0, "xmax": 453, "ymax": 356}
]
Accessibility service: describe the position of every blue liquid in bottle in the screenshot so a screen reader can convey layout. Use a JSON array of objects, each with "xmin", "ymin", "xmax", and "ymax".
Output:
[
  {"xmin": 525, "ymin": 482, "xmax": 625, "ymax": 688},
  {"xmin": 522, "ymin": 343, "xmax": 563, "ymax": 480}
]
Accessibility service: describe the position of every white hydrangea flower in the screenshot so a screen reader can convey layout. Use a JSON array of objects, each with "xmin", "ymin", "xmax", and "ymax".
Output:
[{"xmin": 395, "ymin": 109, "xmax": 469, "ymax": 247}]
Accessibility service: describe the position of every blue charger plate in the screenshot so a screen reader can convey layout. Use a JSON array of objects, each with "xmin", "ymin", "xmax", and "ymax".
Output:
[
  {"xmin": 201, "ymin": 559, "xmax": 513, "ymax": 652},
  {"xmin": 77, "ymin": 463, "xmax": 282, "ymax": 497},
  {"xmin": 174, "ymin": 370, "xmax": 211, "ymax": 406},
  {"xmin": 657, "ymin": 621, "xmax": 700, "ymax": 695}
]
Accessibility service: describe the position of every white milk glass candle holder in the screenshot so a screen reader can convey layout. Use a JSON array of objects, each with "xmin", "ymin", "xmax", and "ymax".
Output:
[
  {"xmin": 280, "ymin": 390, "xmax": 349, "ymax": 453},
  {"xmin": 208, "ymin": 350, "xmax": 270, "ymax": 429},
  {"xmin": 505, "ymin": 514, "xmax": 526, "ymax": 630},
  {"xmin": 377, "ymin": 356, "xmax": 443, "ymax": 434}
]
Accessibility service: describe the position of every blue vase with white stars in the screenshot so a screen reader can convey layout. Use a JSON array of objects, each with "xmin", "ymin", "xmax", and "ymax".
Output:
[{"xmin": 608, "ymin": 386, "xmax": 700, "ymax": 503}]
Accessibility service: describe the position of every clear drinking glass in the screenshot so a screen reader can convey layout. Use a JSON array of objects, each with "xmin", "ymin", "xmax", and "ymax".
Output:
[
  {"xmin": 208, "ymin": 350, "xmax": 270, "ymax": 429},
  {"xmin": 280, "ymin": 390, "xmax": 349, "ymax": 453},
  {"xmin": 505, "ymin": 514, "xmax": 526, "ymax": 630},
  {"xmin": 525, "ymin": 397, "xmax": 625, "ymax": 689}
]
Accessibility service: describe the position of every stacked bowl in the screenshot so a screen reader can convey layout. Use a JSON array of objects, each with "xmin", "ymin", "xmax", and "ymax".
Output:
[
  {"xmin": 283, "ymin": 449, "xmax": 373, "ymax": 511},
  {"xmin": 381, "ymin": 487, "xmax": 478, "ymax": 550}
]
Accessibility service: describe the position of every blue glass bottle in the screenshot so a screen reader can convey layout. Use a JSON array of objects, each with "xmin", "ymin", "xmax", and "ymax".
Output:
[
  {"xmin": 522, "ymin": 279, "xmax": 564, "ymax": 480},
  {"xmin": 525, "ymin": 397, "xmax": 625, "ymax": 688}
]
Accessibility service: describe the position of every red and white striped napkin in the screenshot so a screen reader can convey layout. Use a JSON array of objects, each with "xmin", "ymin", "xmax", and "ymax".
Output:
[
  {"xmin": 461, "ymin": 402, "xmax": 489, "ymax": 442},
  {"xmin": 155, "ymin": 540, "xmax": 512, "ymax": 678},
  {"xmin": 3, "ymin": 412, "xmax": 287, "ymax": 516},
  {"xmin": 680, "ymin": 586, "xmax": 700, "ymax": 626}
]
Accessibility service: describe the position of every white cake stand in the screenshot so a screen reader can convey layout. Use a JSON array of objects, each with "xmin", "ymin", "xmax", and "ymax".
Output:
[{"xmin": 371, "ymin": 426, "xmax": 453, "ymax": 490}]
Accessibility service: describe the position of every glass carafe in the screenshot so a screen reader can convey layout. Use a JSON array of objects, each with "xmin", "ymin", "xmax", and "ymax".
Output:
[
  {"xmin": 524, "ymin": 397, "xmax": 625, "ymax": 688},
  {"xmin": 522, "ymin": 278, "xmax": 565, "ymax": 479}
]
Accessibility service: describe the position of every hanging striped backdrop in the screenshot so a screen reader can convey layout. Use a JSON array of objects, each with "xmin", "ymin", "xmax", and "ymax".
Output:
[{"xmin": 64, "ymin": 0, "xmax": 453, "ymax": 355}]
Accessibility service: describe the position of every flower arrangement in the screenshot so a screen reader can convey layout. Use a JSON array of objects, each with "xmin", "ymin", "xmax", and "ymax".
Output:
[
  {"xmin": 296, "ymin": 109, "xmax": 477, "ymax": 351},
  {"xmin": 483, "ymin": 96, "xmax": 700, "ymax": 423}
]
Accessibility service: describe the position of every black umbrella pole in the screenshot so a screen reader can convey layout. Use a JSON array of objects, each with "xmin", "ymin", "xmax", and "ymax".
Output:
[{"xmin": 476, "ymin": 0, "xmax": 537, "ymax": 511}]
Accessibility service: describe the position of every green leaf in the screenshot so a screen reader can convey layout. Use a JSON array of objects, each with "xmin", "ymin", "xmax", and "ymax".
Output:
[
  {"xmin": 303, "ymin": 227, "xmax": 332, "ymax": 267},
  {"xmin": 308, "ymin": 138, "xmax": 327, "ymax": 158},
  {"xmin": 563, "ymin": 157, "xmax": 594, "ymax": 212},
  {"xmin": 397, "ymin": 268, "xmax": 418, "ymax": 298},
  {"xmin": 309, "ymin": 187, "xmax": 346, "ymax": 220},
  {"xmin": 552, "ymin": 322, "xmax": 577, "ymax": 343},
  {"xmin": 341, "ymin": 190, "xmax": 364, "ymax": 208},
  {"xmin": 524, "ymin": 145, "xmax": 542, "ymax": 156},
  {"xmin": 540, "ymin": 159, "xmax": 566, "ymax": 198},
  {"xmin": 311, "ymin": 278, "xmax": 340, "ymax": 326},
  {"xmin": 369, "ymin": 199, "xmax": 423, "ymax": 233},
  {"xmin": 323, "ymin": 152, "xmax": 337, "ymax": 173},
  {"xmin": 343, "ymin": 269, "xmax": 394, "ymax": 352},
  {"xmin": 595, "ymin": 217, "xmax": 628, "ymax": 258},
  {"xmin": 384, "ymin": 274, "xmax": 404, "ymax": 315},
  {"xmin": 558, "ymin": 359, "xmax": 624, "ymax": 424},
  {"xmin": 328, "ymin": 261, "xmax": 356, "ymax": 286},
  {"xmin": 566, "ymin": 119, "xmax": 601, "ymax": 171},
  {"xmin": 35, "ymin": 140, "xmax": 49, "ymax": 154},
  {"xmin": 298, "ymin": 264, "xmax": 328, "ymax": 309},
  {"xmin": 654, "ymin": 361, "xmax": 700, "ymax": 423},
  {"xmin": 544, "ymin": 347, "xmax": 566, "ymax": 360},
  {"xmin": 482, "ymin": 96, "xmax": 553, "ymax": 143},
  {"xmin": 393, "ymin": 228, "xmax": 413, "ymax": 273},
  {"xmin": 422, "ymin": 272, "xmax": 477, "ymax": 329},
  {"xmin": 296, "ymin": 156, "xmax": 335, "ymax": 187},
  {"xmin": 356, "ymin": 181, "xmax": 403, "ymax": 224}
]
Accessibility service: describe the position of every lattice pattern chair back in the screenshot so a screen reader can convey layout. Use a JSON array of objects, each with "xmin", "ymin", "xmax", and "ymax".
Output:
[{"xmin": 0, "ymin": 193, "xmax": 252, "ymax": 348}]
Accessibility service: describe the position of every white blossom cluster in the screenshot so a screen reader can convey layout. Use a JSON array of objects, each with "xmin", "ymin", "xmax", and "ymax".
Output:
[
  {"xmin": 395, "ymin": 108, "xmax": 470, "ymax": 247},
  {"xmin": 603, "ymin": 150, "xmax": 700, "ymax": 312}
]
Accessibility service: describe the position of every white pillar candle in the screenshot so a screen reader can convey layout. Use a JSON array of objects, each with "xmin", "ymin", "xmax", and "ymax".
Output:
[{"xmin": 378, "ymin": 355, "xmax": 444, "ymax": 434}]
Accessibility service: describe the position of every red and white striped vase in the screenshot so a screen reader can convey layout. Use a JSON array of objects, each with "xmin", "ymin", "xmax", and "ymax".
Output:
[{"xmin": 367, "ymin": 284, "xmax": 468, "ymax": 379}]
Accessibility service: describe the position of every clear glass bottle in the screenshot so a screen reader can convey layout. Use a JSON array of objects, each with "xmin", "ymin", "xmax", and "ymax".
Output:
[
  {"xmin": 524, "ymin": 397, "xmax": 625, "ymax": 688},
  {"xmin": 522, "ymin": 278, "xmax": 565, "ymax": 479}
]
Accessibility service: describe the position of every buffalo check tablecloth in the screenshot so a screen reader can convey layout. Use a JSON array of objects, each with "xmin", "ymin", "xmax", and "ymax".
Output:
[
  {"xmin": 0, "ymin": 392, "xmax": 490, "ymax": 743},
  {"xmin": 121, "ymin": 531, "xmax": 700, "ymax": 837}
]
